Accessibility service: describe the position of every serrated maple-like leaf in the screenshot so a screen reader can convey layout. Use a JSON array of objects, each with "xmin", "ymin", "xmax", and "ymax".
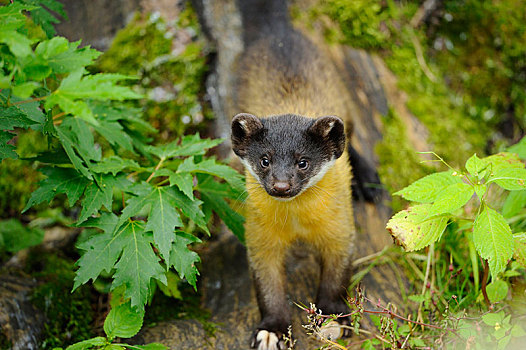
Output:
[
  {"xmin": 165, "ymin": 186, "xmax": 208, "ymax": 234},
  {"xmin": 386, "ymin": 204, "xmax": 449, "ymax": 251},
  {"xmin": 73, "ymin": 219, "xmax": 130, "ymax": 290},
  {"xmin": 0, "ymin": 91, "xmax": 45, "ymax": 128},
  {"xmin": 169, "ymin": 231, "xmax": 201, "ymax": 289},
  {"xmin": 201, "ymin": 191, "xmax": 245, "ymax": 243},
  {"xmin": 144, "ymin": 187, "xmax": 183, "ymax": 263},
  {"xmin": 112, "ymin": 221, "xmax": 167, "ymax": 309},
  {"xmin": 146, "ymin": 134, "xmax": 223, "ymax": 159},
  {"xmin": 28, "ymin": 0, "xmax": 66, "ymax": 37},
  {"xmin": 394, "ymin": 171, "xmax": 462, "ymax": 203},
  {"xmin": 0, "ymin": 131, "xmax": 17, "ymax": 161},
  {"xmin": 91, "ymin": 156, "xmax": 140, "ymax": 176},
  {"xmin": 473, "ymin": 206, "xmax": 514, "ymax": 278},
  {"xmin": 23, "ymin": 167, "xmax": 89, "ymax": 211},
  {"xmin": 178, "ymin": 157, "xmax": 245, "ymax": 193},
  {"xmin": 77, "ymin": 174, "xmax": 119, "ymax": 223},
  {"xmin": 169, "ymin": 171, "xmax": 194, "ymax": 199},
  {"xmin": 93, "ymin": 120, "xmax": 134, "ymax": 151},
  {"xmin": 0, "ymin": 106, "xmax": 39, "ymax": 130}
]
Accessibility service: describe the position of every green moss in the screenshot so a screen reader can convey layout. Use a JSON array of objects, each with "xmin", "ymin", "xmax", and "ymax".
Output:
[
  {"xmin": 96, "ymin": 5, "xmax": 211, "ymax": 140},
  {"xmin": 27, "ymin": 253, "xmax": 95, "ymax": 349},
  {"xmin": 0, "ymin": 129, "xmax": 46, "ymax": 218},
  {"xmin": 375, "ymin": 109, "xmax": 433, "ymax": 211}
]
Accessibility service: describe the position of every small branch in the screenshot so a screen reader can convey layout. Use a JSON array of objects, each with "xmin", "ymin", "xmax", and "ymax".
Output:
[
  {"xmin": 409, "ymin": 30, "xmax": 437, "ymax": 82},
  {"xmin": 352, "ymin": 246, "xmax": 389, "ymax": 267},
  {"xmin": 146, "ymin": 157, "xmax": 165, "ymax": 183},
  {"xmin": 410, "ymin": 0, "xmax": 441, "ymax": 28},
  {"xmin": 481, "ymin": 260, "xmax": 490, "ymax": 307},
  {"xmin": 12, "ymin": 95, "xmax": 47, "ymax": 105},
  {"xmin": 52, "ymin": 112, "xmax": 65, "ymax": 120}
]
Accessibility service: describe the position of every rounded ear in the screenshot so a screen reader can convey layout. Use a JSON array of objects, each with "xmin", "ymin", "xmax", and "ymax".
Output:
[
  {"xmin": 231, "ymin": 113, "xmax": 263, "ymax": 157},
  {"xmin": 308, "ymin": 116, "xmax": 346, "ymax": 159}
]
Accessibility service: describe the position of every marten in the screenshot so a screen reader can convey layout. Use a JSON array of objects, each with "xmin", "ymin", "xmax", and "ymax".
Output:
[{"xmin": 230, "ymin": 1, "xmax": 377, "ymax": 349}]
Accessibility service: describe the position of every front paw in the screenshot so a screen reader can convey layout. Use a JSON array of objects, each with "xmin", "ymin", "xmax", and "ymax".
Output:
[{"xmin": 250, "ymin": 329, "xmax": 286, "ymax": 350}]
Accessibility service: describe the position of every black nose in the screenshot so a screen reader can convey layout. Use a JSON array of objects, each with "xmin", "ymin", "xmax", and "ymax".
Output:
[{"xmin": 272, "ymin": 181, "xmax": 291, "ymax": 195}]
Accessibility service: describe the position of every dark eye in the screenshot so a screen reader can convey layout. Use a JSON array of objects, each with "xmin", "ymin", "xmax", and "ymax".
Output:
[
  {"xmin": 298, "ymin": 159, "xmax": 309, "ymax": 170},
  {"xmin": 260, "ymin": 157, "xmax": 270, "ymax": 168}
]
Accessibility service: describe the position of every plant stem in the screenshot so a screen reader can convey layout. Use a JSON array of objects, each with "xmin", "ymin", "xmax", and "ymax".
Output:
[
  {"xmin": 481, "ymin": 260, "xmax": 490, "ymax": 307},
  {"xmin": 146, "ymin": 157, "xmax": 165, "ymax": 183},
  {"xmin": 12, "ymin": 95, "xmax": 47, "ymax": 105}
]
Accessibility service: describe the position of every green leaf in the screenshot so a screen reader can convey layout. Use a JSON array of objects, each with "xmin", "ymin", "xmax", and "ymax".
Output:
[
  {"xmin": 393, "ymin": 171, "xmax": 462, "ymax": 203},
  {"xmin": 0, "ymin": 91, "xmax": 46, "ymax": 127},
  {"xmin": 0, "ymin": 219, "xmax": 44, "ymax": 252},
  {"xmin": 27, "ymin": 0, "xmax": 66, "ymax": 38},
  {"xmin": 146, "ymin": 134, "xmax": 223, "ymax": 159},
  {"xmin": 44, "ymin": 40, "xmax": 101, "ymax": 74},
  {"xmin": 77, "ymin": 174, "xmax": 118, "ymax": 223},
  {"xmin": 429, "ymin": 182, "xmax": 474, "ymax": 216},
  {"xmin": 488, "ymin": 167, "xmax": 526, "ymax": 191},
  {"xmin": 91, "ymin": 156, "xmax": 141, "ymax": 176},
  {"xmin": 12, "ymin": 81, "xmax": 40, "ymax": 98},
  {"xmin": 0, "ymin": 3, "xmax": 38, "ymax": 31},
  {"xmin": 45, "ymin": 69, "xmax": 142, "ymax": 125},
  {"xmin": 474, "ymin": 184, "xmax": 487, "ymax": 200},
  {"xmin": 65, "ymin": 337, "xmax": 107, "ymax": 350},
  {"xmin": 169, "ymin": 171, "xmax": 195, "ymax": 199},
  {"xmin": 144, "ymin": 187, "xmax": 183, "ymax": 263},
  {"xmin": 169, "ymin": 231, "xmax": 201, "ymax": 289},
  {"xmin": 513, "ymin": 233, "xmax": 526, "ymax": 268},
  {"xmin": 0, "ymin": 30, "xmax": 33, "ymax": 57},
  {"xmin": 484, "ymin": 152, "xmax": 524, "ymax": 172},
  {"xmin": 486, "ymin": 280, "xmax": 508, "ymax": 303},
  {"xmin": 502, "ymin": 190, "xmax": 526, "ymax": 218},
  {"xmin": 473, "ymin": 206, "xmax": 514, "ymax": 278},
  {"xmin": 0, "ymin": 106, "xmax": 40, "ymax": 130},
  {"xmin": 507, "ymin": 136, "xmax": 526, "ymax": 160},
  {"xmin": 103, "ymin": 301, "xmax": 144, "ymax": 340},
  {"xmin": 165, "ymin": 186, "xmax": 208, "ymax": 234},
  {"xmin": 23, "ymin": 167, "xmax": 89, "ymax": 211},
  {"xmin": 481, "ymin": 312, "xmax": 505, "ymax": 326},
  {"xmin": 178, "ymin": 157, "xmax": 245, "ymax": 193},
  {"xmin": 93, "ymin": 120, "xmax": 134, "ymax": 151},
  {"xmin": 112, "ymin": 221, "xmax": 167, "ymax": 309},
  {"xmin": 157, "ymin": 271, "xmax": 182, "ymax": 299},
  {"xmin": 201, "ymin": 190, "xmax": 245, "ymax": 243},
  {"xmin": 0, "ymin": 131, "xmax": 17, "ymax": 161},
  {"xmin": 73, "ymin": 219, "xmax": 128, "ymax": 290},
  {"xmin": 466, "ymin": 154, "xmax": 488, "ymax": 179},
  {"xmin": 386, "ymin": 204, "xmax": 449, "ymax": 251}
]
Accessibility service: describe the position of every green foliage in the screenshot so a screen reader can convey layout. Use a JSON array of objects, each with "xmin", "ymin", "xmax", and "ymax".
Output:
[
  {"xmin": 433, "ymin": 0, "xmax": 526, "ymax": 130},
  {"xmin": 389, "ymin": 151, "xmax": 526, "ymax": 279},
  {"xmin": 0, "ymin": 218, "xmax": 44, "ymax": 252},
  {"xmin": 96, "ymin": 6, "xmax": 211, "ymax": 139},
  {"xmin": 0, "ymin": 1, "xmax": 245, "ymax": 346}
]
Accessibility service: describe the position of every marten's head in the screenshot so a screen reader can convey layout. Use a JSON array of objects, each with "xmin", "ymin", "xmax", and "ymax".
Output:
[{"xmin": 231, "ymin": 113, "xmax": 346, "ymax": 200}]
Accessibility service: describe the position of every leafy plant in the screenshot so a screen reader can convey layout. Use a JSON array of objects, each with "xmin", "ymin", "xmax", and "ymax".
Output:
[
  {"xmin": 0, "ymin": 0, "xmax": 245, "ymax": 345},
  {"xmin": 387, "ymin": 146, "xmax": 526, "ymax": 304}
]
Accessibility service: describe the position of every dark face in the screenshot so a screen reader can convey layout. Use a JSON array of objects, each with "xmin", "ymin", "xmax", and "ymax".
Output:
[{"xmin": 231, "ymin": 113, "xmax": 346, "ymax": 199}]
